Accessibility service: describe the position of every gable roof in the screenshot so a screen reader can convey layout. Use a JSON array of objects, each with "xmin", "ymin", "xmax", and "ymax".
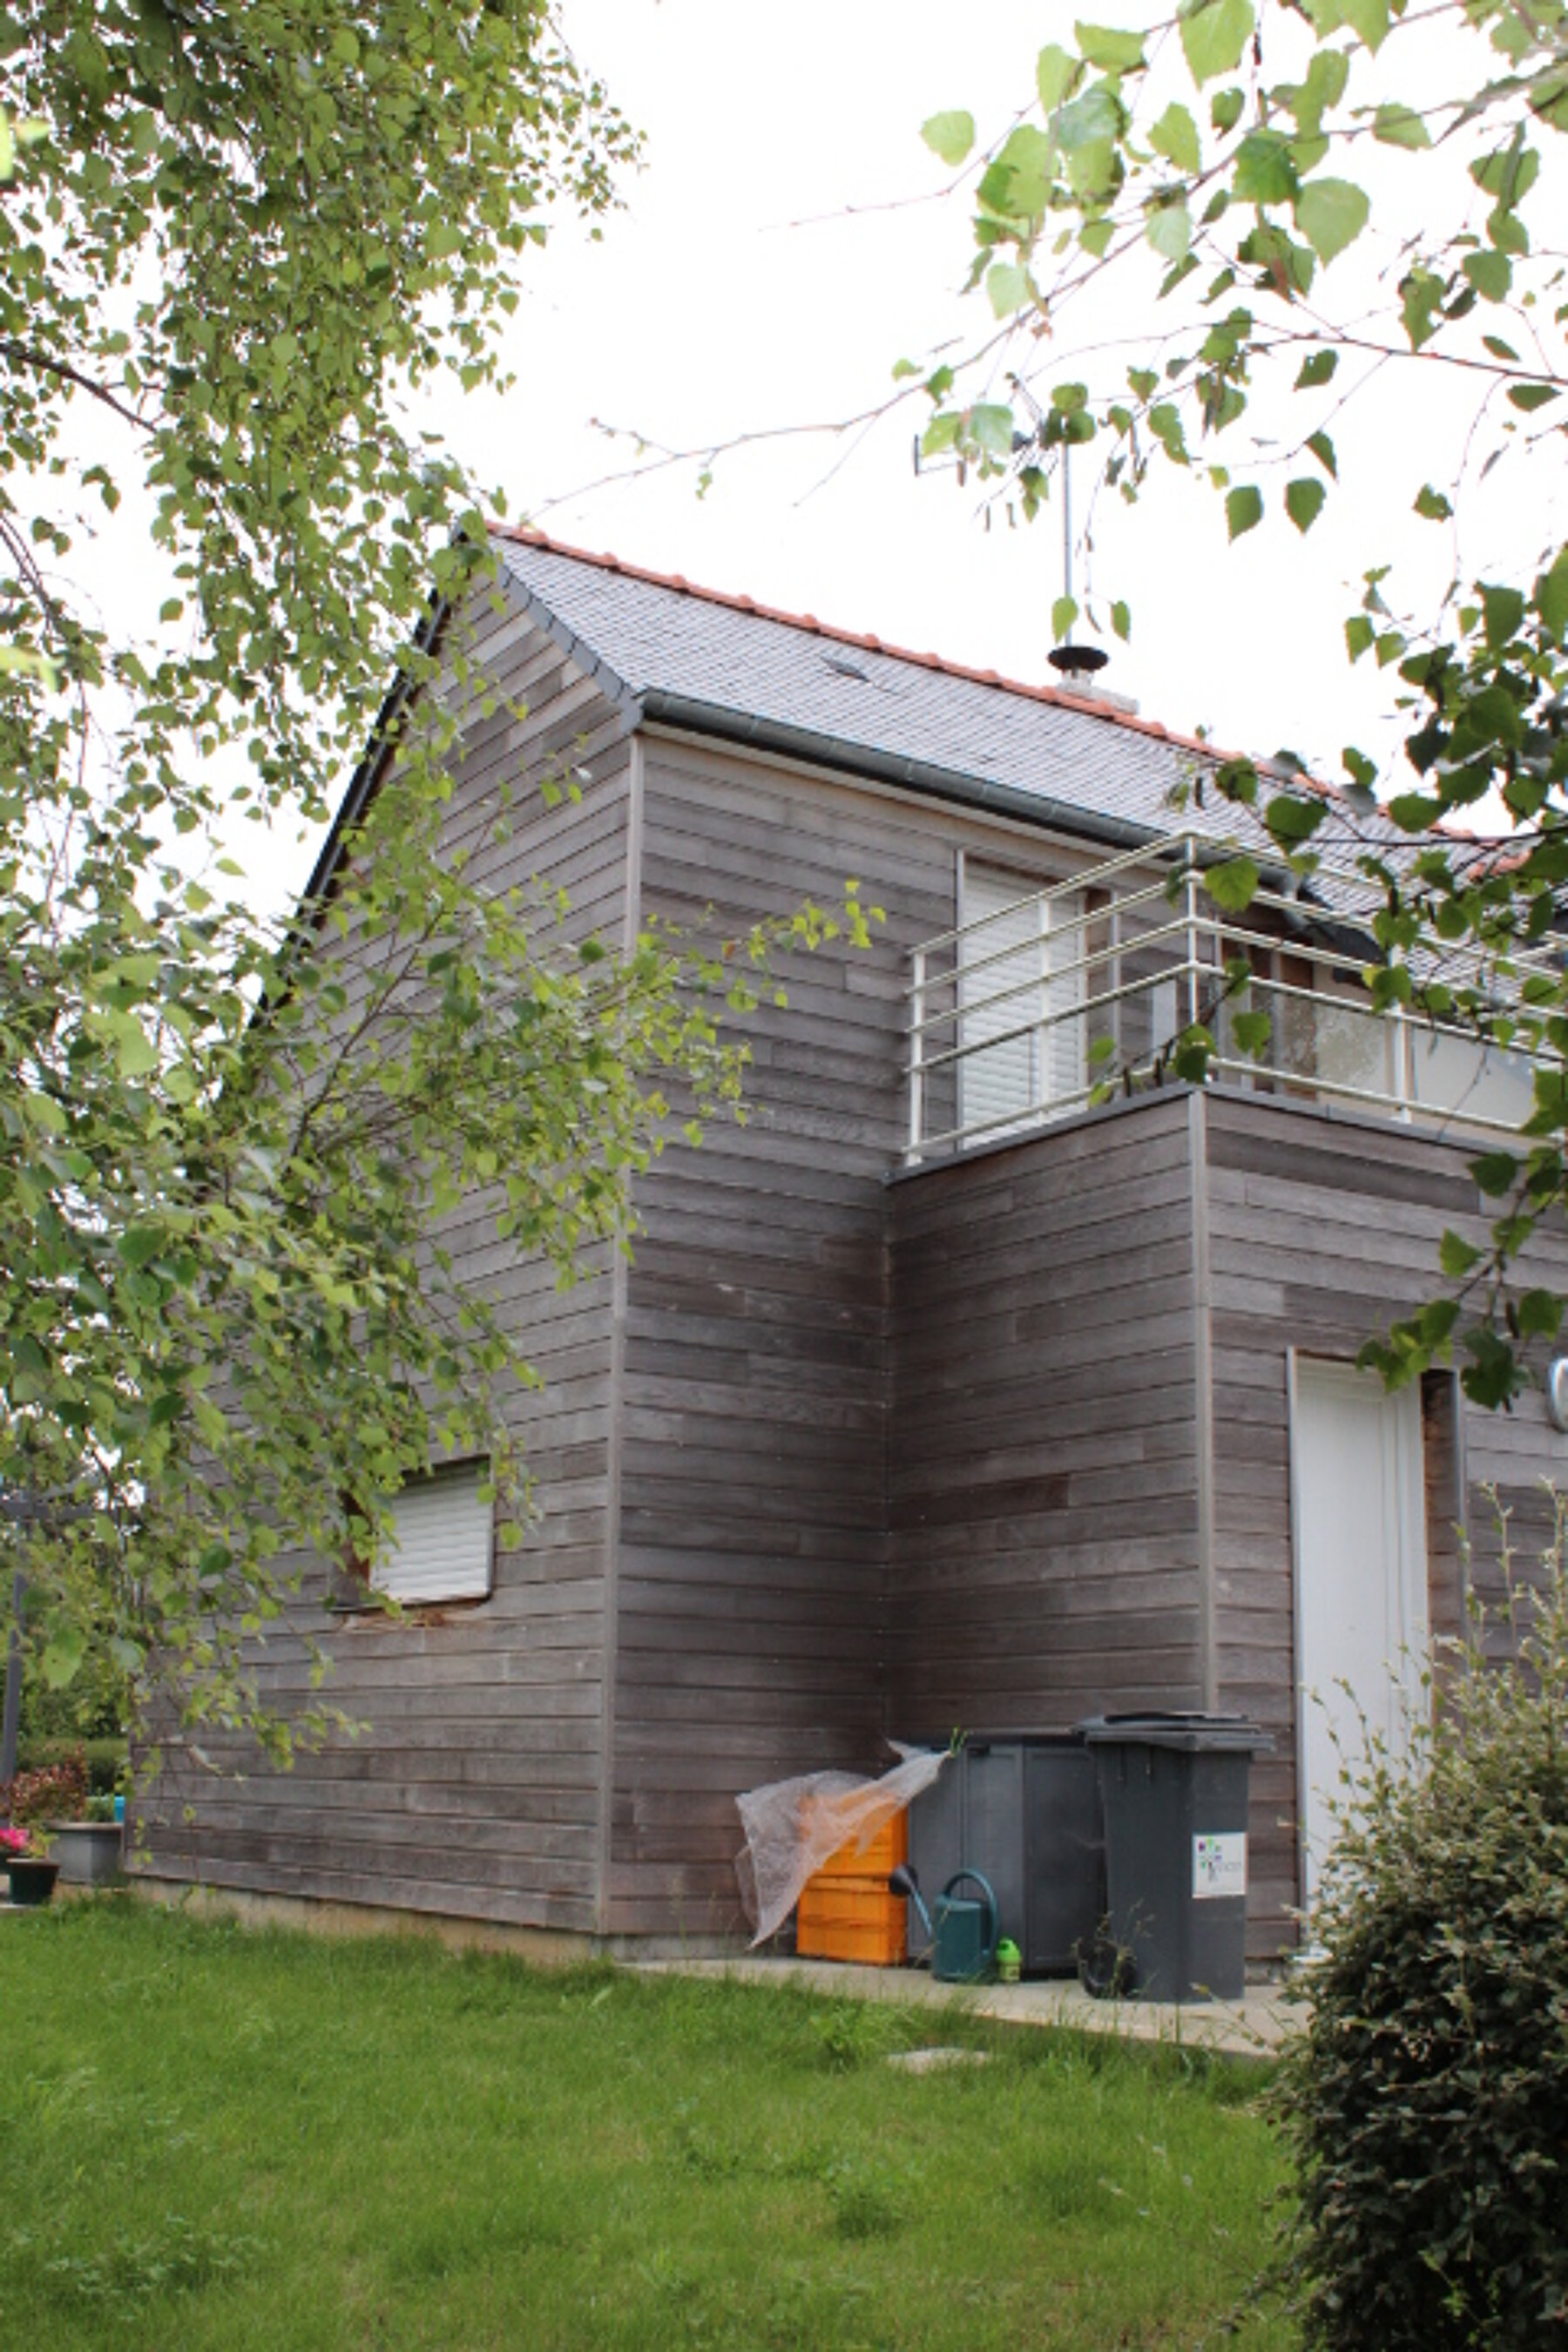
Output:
[
  {"xmin": 312, "ymin": 526, "xmax": 1464, "ymax": 933},
  {"xmin": 494, "ymin": 526, "xmax": 1223, "ymax": 854},
  {"xmin": 491, "ymin": 529, "xmax": 1472, "ymax": 902}
]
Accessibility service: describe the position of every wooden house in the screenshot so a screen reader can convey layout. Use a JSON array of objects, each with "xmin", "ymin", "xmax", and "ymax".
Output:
[{"xmin": 135, "ymin": 529, "xmax": 1568, "ymax": 1970}]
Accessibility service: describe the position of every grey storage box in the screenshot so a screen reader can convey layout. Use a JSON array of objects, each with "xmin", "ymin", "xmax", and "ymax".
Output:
[
  {"xmin": 50, "ymin": 1822, "xmax": 125, "ymax": 1887},
  {"xmin": 905, "ymin": 1734, "xmax": 1103, "ymax": 1977},
  {"xmin": 1079, "ymin": 1713, "xmax": 1271, "ymax": 2003}
]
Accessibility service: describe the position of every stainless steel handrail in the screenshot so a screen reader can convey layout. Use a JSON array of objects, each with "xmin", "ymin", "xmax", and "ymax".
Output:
[{"xmin": 902, "ymin": 826, "xmax": 1556, "ymax": 1164}]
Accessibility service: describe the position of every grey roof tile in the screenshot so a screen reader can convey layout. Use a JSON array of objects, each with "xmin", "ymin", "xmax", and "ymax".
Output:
[
  {"xmin": 495, "ymin": 530, "xmax": 1196, "ymax": 841},
  {"xmin": 490, "ymin": 530, "xmax": 1461, "ymax": 896}
]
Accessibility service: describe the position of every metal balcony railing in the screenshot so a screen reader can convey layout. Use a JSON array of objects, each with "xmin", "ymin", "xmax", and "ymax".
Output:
[{"xmin": 902, "ymin": 830, "xmax": 1552, "ymax": 1166}]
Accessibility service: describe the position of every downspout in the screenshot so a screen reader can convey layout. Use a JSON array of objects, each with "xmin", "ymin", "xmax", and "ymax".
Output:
[{"xmin": 1188, "ymin": 1090, "xmax": 1219, "ymax": 1712}]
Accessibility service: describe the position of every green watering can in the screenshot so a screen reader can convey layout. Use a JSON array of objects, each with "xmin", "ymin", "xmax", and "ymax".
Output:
[{"xmin": 888, "ymin": 1863, "xmax": 1001, "ymax": 1984}]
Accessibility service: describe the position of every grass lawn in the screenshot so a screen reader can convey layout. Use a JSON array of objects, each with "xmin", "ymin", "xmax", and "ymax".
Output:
[{"xmin": 0, "ymin": 1900, "xmax": 1294, "ymax": 2350}]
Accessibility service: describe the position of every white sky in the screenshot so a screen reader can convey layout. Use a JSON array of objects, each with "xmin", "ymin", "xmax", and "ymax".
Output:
[{"xmin": 240, "ymin": 1, "xmax": 1568, "ymax": 905}]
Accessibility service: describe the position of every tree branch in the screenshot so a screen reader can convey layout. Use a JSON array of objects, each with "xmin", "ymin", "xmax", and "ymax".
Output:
[{"xmin": 0, "ymin": 340, "xmax": 153, "ymax": 435}]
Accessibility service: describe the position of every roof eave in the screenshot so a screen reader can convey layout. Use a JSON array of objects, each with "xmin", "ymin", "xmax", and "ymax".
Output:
[
  {"xmin": 298, "ymin": 591, "xmax": 452, "ymax": 916},
  {"xmin": 634, "ymin": 689, "xmax": 1166, "ymax": 858}
]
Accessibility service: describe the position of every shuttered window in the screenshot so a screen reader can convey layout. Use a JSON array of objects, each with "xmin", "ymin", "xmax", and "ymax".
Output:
[
  {"xmin": 371, "ymin": 1463, "xmax": 493, "ymax": 1605},
  {"xmin": 958, "ymin": 863, "xmax": 1085, "ymax": 1139}
]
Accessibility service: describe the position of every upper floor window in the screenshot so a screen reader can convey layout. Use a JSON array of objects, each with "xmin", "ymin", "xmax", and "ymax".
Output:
[{"xmin": 957, "ymin": 862, "xmax": 1085, "ymax": 1141}]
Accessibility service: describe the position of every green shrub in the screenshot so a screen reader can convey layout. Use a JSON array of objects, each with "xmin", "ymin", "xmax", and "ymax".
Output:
[
  {"xmin": 17, "ymin": 1629, "xmax": 128, "ymax": 1750},
  {"xmin": 2, "ymin": 1751, "xmax": 89, "ymax": 1828},
  {"xmin": 17, "ymin": 1735, "xmax": 126, "ymax": 1794},
  {"xmin": 1274, "ymin": 1542, "xmax": 1568, "ymax": 2349}
]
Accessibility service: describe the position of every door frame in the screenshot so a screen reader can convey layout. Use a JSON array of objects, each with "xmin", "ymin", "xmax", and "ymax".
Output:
[{"xmin": 1287, "ymin": 1349, "xmax": 1431, "ymax": 1912}]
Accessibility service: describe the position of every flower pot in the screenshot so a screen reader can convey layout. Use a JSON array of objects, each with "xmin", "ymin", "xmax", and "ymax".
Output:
[
  {"xmin": 5, "ymin": 1857, "xmax": 61, "ymax": 1908},
  {"xmin": 51, "ymin": 1822, "xmax": 125, "ymax": 1887}
]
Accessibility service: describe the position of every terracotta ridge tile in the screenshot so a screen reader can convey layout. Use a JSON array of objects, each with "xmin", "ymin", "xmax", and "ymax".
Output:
[
  {"xmin": 489, "ymin": 521, "xmax": 1490, "ymax": 844},
  {"xmin": 490, "ymin": 523, "xmax": 1201, "ymax": 743}
]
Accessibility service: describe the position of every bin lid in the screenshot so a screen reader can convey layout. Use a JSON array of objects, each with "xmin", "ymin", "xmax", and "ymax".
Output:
[
  {"xmin": 894, "ymin": 1728, "xmax": 1088, "ymax": 1750},
  {"xmin": 1077, "ymin": 1711, "xmax": 1273, "ymax": 1754}
]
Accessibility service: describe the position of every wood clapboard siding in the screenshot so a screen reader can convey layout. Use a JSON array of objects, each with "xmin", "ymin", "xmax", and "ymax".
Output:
[
  {"xmin": 887, "ymin": 1092, "xmax": 1206, "ymax": 1738},
  {"xmin": 1200, "ymin": 1088, "xmax": 1568, "ymax": 1955},
  {"xmin": 606, "ymin": 737, "xmax": 953, "ymax": 1937},
  {"xmin": 135, "ymin": 582, "xmax": 1568, "ymax": 1968},
  {"xmin": 605, "ymin": 743, "xmax": 1173, "ymax": 1936},
  {"xmin": 606, "ymin": 770, "xmax": 1214, "ymax": 1941},
  {"xmin": 135, "ymin": 585, "xmax": 632, "ymax": 1936},
  {"xmin": 1422, "ymin": 1371, "xmax": 1467, "ymax": 1654}
]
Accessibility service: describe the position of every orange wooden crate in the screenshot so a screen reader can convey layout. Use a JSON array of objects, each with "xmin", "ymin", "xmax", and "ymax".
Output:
[
  {"xmin": 796, "ymin": 1873, "xmax": 907, "ymax": 1966},
  {"xmin": 804, "ymin": 1804, "xmax": 909, "ymax": 1882}
]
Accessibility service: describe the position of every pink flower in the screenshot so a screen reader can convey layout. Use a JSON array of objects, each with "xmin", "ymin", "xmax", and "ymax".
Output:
[{"xmin": 0, "ymin": 1825, "xmax": 29, "ymax": 1857}]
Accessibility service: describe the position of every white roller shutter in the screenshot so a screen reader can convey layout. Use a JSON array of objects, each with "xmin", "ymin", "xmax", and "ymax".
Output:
[
  {"xmin": 959, "ymin": 864, "xmax": 1084, "ymax": 1139},
  {"xmin": 372, "ymin": 1463, "xmax": 493, "ymax": 1605}
]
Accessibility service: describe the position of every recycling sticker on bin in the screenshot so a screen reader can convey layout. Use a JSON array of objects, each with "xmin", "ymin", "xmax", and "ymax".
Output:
[{"xmin": 1193, "ymin": 1832, "xmax": 1247, "ymax": 1901}]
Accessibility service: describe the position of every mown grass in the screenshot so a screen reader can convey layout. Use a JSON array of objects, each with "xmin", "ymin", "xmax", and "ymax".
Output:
[{"xmin": 0, "ymin": 1900, "xmax": 1294, "ymax": 2349}]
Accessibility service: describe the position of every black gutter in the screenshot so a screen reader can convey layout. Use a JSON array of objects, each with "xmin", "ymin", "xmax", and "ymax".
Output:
[
  {"xmin": 633, "ymin": 691, "xmax": 1401, "ymax": 959},
  {"xmin": 635, "ymin": 690, "xmax": 1166, "ymax": 860}
]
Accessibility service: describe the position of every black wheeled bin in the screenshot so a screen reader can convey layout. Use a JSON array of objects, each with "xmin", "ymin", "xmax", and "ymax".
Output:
[
  {"xmin": 905, "ymin": 1734, "xmax": 1103, "ymax": 1976},
  {"xmin": 1078, "ymin": 1713, "xmax": 1271, "ymax": 2002}
]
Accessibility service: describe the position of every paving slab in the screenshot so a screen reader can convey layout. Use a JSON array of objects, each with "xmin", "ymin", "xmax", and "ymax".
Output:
[
  {"xmin": 629, "ymin": 1952, "xmax": 1304, "ymax": 2060},
  {"xmin": 885, "ymin": 2046, "xmax": 991, "ymax": 2073}
]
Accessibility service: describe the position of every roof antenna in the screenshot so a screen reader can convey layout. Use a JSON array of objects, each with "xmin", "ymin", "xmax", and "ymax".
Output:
[{"xmin": 1047, "ymin": 445, "xmax": 1109, "ymax": 686}]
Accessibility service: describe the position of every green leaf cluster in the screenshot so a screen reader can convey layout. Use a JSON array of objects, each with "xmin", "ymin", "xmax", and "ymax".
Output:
[
  {"xmin": 914, "ymin": 0, "xmax": 1566, "ymax": 667},
  {"xmin": 0, "ymin": 8, "xmax": 860, "ymax": 1765},
  {"xmin": 1274, "ymin": 1543, "xmax": 1568, "ymax": 2345},
  {"xmin": 905, "ymin": 3, "xmax": 1568, "ymax": 1399}
]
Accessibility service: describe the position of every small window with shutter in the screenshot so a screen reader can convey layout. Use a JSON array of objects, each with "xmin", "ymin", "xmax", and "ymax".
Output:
[{"xmin": 370, "ymin": 1462, "xmax": 494, "ymax": 1606}]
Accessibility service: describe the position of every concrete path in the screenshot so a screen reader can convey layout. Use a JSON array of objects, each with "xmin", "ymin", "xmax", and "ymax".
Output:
[
  {"xmin": 5, "ymin": 1889, "xmax": 1304, "ymax": 2058},
  {"xmin": 631, "ymin": 1952, "xmax": 1304, "ymax": 2061}
]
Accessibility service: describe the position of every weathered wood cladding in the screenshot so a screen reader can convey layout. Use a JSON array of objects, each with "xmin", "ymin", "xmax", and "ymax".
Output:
[
  {"xmin": 607, "ymin": 738, "xmax": 923, "ymax": 1936},
  {"xmin": 136, "ymin": 585, "xmax": 634, "ymax": 1936},
  {"xmin": 887, "ymin": 1093, "xmax": 1206, "ymax": 1740},
  {"xmin": 605, "ymin": 740, "xmax": 1192, "ymax": 1936},
  {"xmin": 135, "ymin": 583, "xmax": 1568, "ymax": 1969},
  {"xmin": 1200, "ymin": 1087, "xmax": 1568, "ymax": 1952},
  {"xmin": 886, "ymin": 1079, "xmax": 1568, "ymax": 1967}
]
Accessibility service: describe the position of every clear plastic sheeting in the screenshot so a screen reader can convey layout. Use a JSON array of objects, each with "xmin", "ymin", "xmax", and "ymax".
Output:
[{"xmin": 734, "ymin": 1743, "xmax": 951, "ymax": 1949}]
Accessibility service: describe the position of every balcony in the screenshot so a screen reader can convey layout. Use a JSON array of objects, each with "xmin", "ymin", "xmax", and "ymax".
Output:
[{"xmin": 903, "ymin": 830, "xmax": 1544, "ymax": 1166}]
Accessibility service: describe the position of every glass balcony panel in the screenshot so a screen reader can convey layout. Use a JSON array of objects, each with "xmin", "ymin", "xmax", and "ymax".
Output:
[
  {"xmin": 1409, "ymin": 1030, "xmax": 1536, "ymax": 1130},
  {"xmin": 1313, "ymin": 994, "xmax": 1397, "ymax": 1098}
]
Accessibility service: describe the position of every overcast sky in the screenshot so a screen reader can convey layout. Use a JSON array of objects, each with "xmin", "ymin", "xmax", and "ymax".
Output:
[
  {"xmin": 248, "ymin": 0, "xmax": 1565, "ymax": 905},
  {"xmin": 458, "ymin": 7, "xmax": 1557, "ymax": 709}
]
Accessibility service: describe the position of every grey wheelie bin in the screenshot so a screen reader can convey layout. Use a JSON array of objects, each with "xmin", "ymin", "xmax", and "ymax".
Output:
[
  {"xmin": 1078, "ymin": 1713, "xmax": 1271, "ymax": 2002},
  {"xmin": 905, "ymin": 1734, "xmax": 1103, "ymax": 1977}
]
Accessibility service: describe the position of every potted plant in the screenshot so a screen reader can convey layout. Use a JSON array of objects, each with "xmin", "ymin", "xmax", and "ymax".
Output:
[
  {"xmin": 2, "ymin": 1753, "xmax": 91, "ymax": 1903},
  {"xmin": 52, "ymin": 1790, "xmax": 125, "ymax": 1887},
  {"xmin": 1, "ymin": 1821, "xmax": 60, "ymax": 1907}
]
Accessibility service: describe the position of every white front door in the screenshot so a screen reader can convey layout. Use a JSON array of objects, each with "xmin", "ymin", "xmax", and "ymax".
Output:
[{"xmin": 1289, "ymin": 1356, "xmax": 1429, "ymax": 1912}]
